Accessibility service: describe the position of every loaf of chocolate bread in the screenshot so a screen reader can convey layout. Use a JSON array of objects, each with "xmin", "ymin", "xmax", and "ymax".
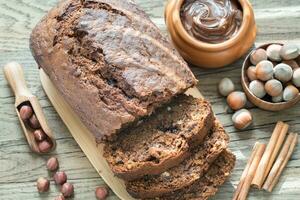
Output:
[
  {"xmin": 30, "ymin": 0, "xmax": 197, "ymax": 142},
  {"xmin": 159, "ymin": 149, "xmax": 236, "ymax": 200},
  {"xmin": 103, "ymin": 95, "xmax": 214, "ymax": 181},
  {"xmin": 126, "ymin": 120, "xmax": 230, "ymax": 199}
]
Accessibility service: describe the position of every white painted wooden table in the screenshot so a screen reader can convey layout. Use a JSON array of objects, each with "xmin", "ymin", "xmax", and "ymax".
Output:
[{"xmin": 0, "ymin": 0, "xmax": 299, "ymax": 199}]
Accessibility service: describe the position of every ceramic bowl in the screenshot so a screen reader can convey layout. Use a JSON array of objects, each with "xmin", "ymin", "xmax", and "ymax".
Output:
[
  {"xmin": 241, "ymin": 43, "xmax": 300, "ymax": 111},
  {"xmin": 165, "ymin": 0, "xmax": 257, "ymax": 68}
]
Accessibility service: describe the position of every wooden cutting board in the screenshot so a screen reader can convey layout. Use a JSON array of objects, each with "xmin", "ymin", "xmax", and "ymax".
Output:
[{"xmin": 39, "ymin": 69, "xmax": 203, "ymax": 200}]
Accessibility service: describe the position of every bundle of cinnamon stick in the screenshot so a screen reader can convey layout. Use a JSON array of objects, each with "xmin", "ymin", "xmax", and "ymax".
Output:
[{"xmin": 233, "ymin": 121, "xmax": 298, "ymax": 200}]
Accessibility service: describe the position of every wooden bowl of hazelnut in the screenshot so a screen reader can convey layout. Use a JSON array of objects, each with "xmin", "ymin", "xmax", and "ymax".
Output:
[{"xmin": 241, "ymin": 43, "xmax": 300, "ymax": 111}]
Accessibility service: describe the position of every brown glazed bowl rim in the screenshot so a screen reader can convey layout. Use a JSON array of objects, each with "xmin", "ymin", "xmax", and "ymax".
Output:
[
  {"xmin": 172, "ymin": 0, "xmax": 254, "ymax": 52},
  {"xmin": 241, "ymin": 43, "xmax": 300, "ymax": 111}
]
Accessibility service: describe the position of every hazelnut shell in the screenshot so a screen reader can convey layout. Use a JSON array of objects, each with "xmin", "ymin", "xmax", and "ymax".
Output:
[
  {"xmin": 95, "ymin": 186, "xmax": 109, "ymax": 200},
  {"xmin": 227, "ymin": 91, "xmax": 247, "ymax": 110},
  {"xmin": 61, "ymin": 182, "xmax": 74, "ymax": 197}
]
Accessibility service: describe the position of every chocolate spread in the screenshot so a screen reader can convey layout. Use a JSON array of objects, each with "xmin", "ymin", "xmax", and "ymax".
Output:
[{"xmin": 181, "ymin": 0, "xmax": 243, "ymax": 43}]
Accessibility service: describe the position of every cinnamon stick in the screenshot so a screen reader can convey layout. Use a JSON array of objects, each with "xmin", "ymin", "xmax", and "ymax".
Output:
[
  {"xmin": 263, "ymin": 133, "xmax": 298, "ymax": 192},
  {"xmin": 251, "ymin": 121, "xmax": 285, "ymax": 188},
  {"xmin": 232, "ymin": 143, "xmax": 259, "ymax": 200},
  {"xmin": 263, "ymin": 123, "xmax": 289, "ymax": 181},
  {"xmin": 236, "ymin": 143, "xmax": 266, "ymax": 200}
]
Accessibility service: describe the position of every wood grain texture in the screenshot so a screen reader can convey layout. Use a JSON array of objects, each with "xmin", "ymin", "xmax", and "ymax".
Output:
[{"xmin": 0, "ymin": 0, "xmax": 300, "ymax": 199}]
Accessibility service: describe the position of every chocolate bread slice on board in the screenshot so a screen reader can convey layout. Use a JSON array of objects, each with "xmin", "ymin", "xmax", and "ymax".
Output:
[
  {"xmin": 30, "ymin": 0, "xmax": 197, "ymax": 142},
  {"xmin": 103, "ymin": 95, "xmax": 214, "ymax": 181},
  {"xmin": 159, "ymin": 149, "xmax": 236, "ymax": 200},
  {"xmin": 125, "ymin": 120, "xmax": 229, "ymax": 198}
]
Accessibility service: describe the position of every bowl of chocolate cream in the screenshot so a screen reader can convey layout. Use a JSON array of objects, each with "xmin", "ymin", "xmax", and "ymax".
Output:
[{"xmin": 165, "ymin": 0, "xmax": 257, "ymax": 68}]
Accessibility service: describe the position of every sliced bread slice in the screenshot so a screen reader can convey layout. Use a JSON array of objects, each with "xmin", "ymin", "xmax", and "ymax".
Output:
[
  {"xmin": 103, "ymin": 94, "xmax": 214, "ymax": 181},
  {"xmin": 125, "ymin": 120, "xmax": 229, "ymax": 198},
  {"xmin": 159, "ymin": 149, "xmax": 236, "ymax": 200}
]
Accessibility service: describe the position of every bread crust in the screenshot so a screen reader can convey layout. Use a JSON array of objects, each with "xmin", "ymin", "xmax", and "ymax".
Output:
[{"xmin": 30, "ymin": 0, "xmax": 197, "ymax": 142}]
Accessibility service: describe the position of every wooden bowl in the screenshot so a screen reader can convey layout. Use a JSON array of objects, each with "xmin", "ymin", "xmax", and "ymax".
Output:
[
  {"xmin": 165, "ymin": 0, "xmax": 257, "ymax": 68},
  {"xmin": 241, "ymin": 43, "xmax": 300, "ymax": 111}
]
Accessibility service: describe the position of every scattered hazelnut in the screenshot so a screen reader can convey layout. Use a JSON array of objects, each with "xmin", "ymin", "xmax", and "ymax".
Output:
[
  {"xmin": 249, "ymin": 80, "xmax": 266, "ymax": 98},
  {"xmin": 250, "ymin": 48, "xmax": 268, "ymax": 65},
  {"xmin": 46, "ymin": 157, "xmax": 59, "ymax": 171},
  {"xmin": 247, "ymin": 66, "xmax": 257, "ymax": 81},
  {"xmin": 266, "ymin": 44, "xmax": 282, "ymax": 61},
  {"xmin": 256, "ymin": 60, "xmax": 274, "ymax": 81},
  {"xmin": 227, "ymin": 91, "xmax": 247, "ymax": 110},
  {"xmin": 19, "ymin": 105, "xmax": 33, "ymax": 121},
  {"xmin": 293, "ymin": 68, "xmax": 300, "ymax": 87},
  {"xmin": 232, "ymin": 109, "xmax": 253, "ymax": 130},
  {"xmin": 61, "ymin": 182, "xmax": 74, "ymax": 197},
  {"xmin": 29, "ymin": 114, "xmax": 41, "ymax": 129},
  {"xmin": 54, "ymin": 194, "xmax": 65, "ymax": 200},
  {"xmin": 95, "ymin": 186, "xmax": 109, "ymax": 200},
  {"xmin": 33, "ymin": 129, "xmax": 47, "ymax": 142},
  {"xmin": 283, "ymin": 85, "xmax": 299, "ymax": 102},
  {"xmin": 36, "ymin": 177, "xmax": 50, "ymax": 193},
  {"xmin": 38, "ymin": 140, "xmax": 52, "ymax": 153},
  {"xmin": 218, "ymin": 78, "xmax": 235, "ymax": 97},
  {"xmin": 283, "ymin": 60, "xmax": 300, "ymax": 70},
  {"xmin": 274, "ymin": 63, "xmax": 293, "ymax": 82},
  {"xmin": 280, "ymin": 44, "xmax": 299, "ymax": 60},
  {"xmin": 272, "ymin": 93, "xmax": 283, "ymax": 103},
  {"xmin": 265, "ymin": 79, "xmax": 283, "ymax": 97},
  {"xmin": 54, "ymin": 171, "xmax": 67, "ymax": 185}
]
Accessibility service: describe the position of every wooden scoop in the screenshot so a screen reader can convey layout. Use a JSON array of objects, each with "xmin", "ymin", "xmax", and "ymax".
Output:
[{"xmin": 3, "ymin": 62, "xmax": 56, "ymax": 154}]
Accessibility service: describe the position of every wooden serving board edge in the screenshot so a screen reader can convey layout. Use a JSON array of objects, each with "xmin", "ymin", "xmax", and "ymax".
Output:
[{"xmin": 39, "ymin": 69, "xmax": 203, "ymax": 200}]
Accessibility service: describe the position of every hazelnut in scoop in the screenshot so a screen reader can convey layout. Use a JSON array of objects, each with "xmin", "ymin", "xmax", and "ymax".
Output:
[{"xmin": 19, "ymin": 105, "xmax": 33, "ymax": 122}]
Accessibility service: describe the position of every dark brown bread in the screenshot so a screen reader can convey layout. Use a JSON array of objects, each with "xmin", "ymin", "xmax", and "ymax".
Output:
[
  {"xmin": 103, "ymin": 95, "xmax": 214, "ymax": 181},
  {"xmin": 159, "ymin": 149, "xmax": 236, "ymax": 200},
  {"xmin": 126, "ymin": 120, "xmax": 229, "ymax": 198},
  {"xmin": 30, "ymin": 0, "xmax": 197, "ymax": 142}
]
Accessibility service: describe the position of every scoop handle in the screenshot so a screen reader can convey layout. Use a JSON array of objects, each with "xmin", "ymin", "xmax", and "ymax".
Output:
[{"xmin": 3, "ymin": 62, "xmax": 32, "ymax": 99}]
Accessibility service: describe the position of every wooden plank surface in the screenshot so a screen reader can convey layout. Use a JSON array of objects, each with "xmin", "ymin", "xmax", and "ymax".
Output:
[{"xmin": 0, "ymin": 0, "xmax": 299, "ymax": 199}]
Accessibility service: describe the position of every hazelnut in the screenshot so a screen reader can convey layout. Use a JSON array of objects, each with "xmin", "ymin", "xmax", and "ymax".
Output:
[
  {"xmin": 247, "ymin": 66, "xmax": 257, "ymax": 81},
  {"xmin": 36, "ymin": 177, "xmax": 50, "ymax": 193},
  {"xmin": 265, "ymin": 79, "xmax": 283, "ymax": 97},
  {"xmin": 274, "ymin": 63, "xmax": 293, "ymax": 82},
  {"xmin": 38, "ymin": 140, "xmax": 52, "ymax": 153},
  {"xmin": 272, "ymin": 93, "xmax": 283, "ymax": 103},
  {"xmin": 227, "ymin": 91, "xmax": 247, "ymax": 110},
  {"xmin": 250, "ymin": 48, "xmax": 268, "ymax": 65},
  {"xmin": 283, "ymin": 85, "xmax": 299, "ymax": 102},
  {"xmin": 29, "ymin": 114, "xmax": 41, "ymax": 129},
  {"xmin": 249, "ymin": 80, "xmax": 266, "ymax": 98},
  {"xmin": 46, "ymin": 157, "xmax": 59, "ymax": 171},
  {"xmin": 61, "ymin": 182, "xmax": 74, "ymax": 197},
  {"xmin": 266, "ymin": 44, "xmax": 282, "ymax": 61},
  {"xmin": 95, "ymin": 186, "xmax": 109, "ymax": 200},
  {"xmin": 256, "ymin": 60, "xmax": 274, "ymax": 81},
  {"xmin": 54, "ymin": 171, "xmax": 67, "ymax": 185},
  {"xmin": 33, "ymin": 129, "xmax": 47, "ymax": 142},
  {"xmin": 283, "ymin": 60, "xmax": 299, "ymax": 70},
  {"xmin": 19, "ymin": 105, "xmax": 33, "ymax": 121},
  {"xmin": 54, "ymin": 194, "xmax": 65, "ymax": 200},
  {"xmin": 218, "ymin": 78, "xmax": 235, "ymax": 97},
  {"xmin": 232, "ymin": 109, "xmax": 253, "ymax": 130},
  {"xmin": 280, "ymin": 44, "xmax": 299, "ymax": 60},
  {"xmin": 293, "ymin": 68, "xmax": 300, "ymax": 87}
]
